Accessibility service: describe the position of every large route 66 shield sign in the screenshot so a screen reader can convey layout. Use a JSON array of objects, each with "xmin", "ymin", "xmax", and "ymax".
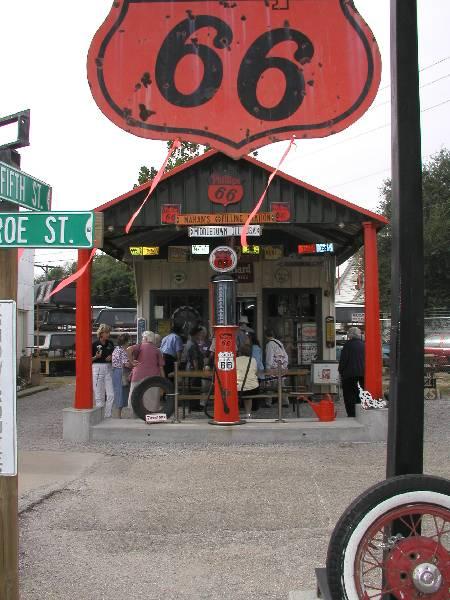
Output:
[{"xmin": 87, "ymin": 0, "xmax": 381, "ymax": 159}]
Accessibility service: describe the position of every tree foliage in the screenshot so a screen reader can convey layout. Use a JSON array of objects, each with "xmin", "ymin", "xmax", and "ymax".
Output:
[
  {"xmin": 34, "ymin": 254, "xmax": 135, "ymax": 307},
  {"xmin": 136, "ymin": 141, "xmax": 208, "ymax": 185},
  {"xmin": 34, "ymin": 263, "xmax": 76, "ymax": 284},
  {"xmin": 91, "ymin": 253, "xmax": 136, "ymax": 307},
  {"xmin": 377, "ymin": 148, "xmax": 450, "ymax": 311}
]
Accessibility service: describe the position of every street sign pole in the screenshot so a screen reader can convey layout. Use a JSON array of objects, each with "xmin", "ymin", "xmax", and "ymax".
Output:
[
  {"xmin": 387, "ymin": 1, "xmax": 424, "ymax": 477},
  {"xmin": 0, "ymin": 148, "xmax": 19, "ymax": 600}
]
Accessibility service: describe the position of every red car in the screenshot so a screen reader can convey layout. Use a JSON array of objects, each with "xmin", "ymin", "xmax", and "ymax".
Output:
[{"xmin": 424, "ymin": 334, "xmax": 450, "ymax": 369}]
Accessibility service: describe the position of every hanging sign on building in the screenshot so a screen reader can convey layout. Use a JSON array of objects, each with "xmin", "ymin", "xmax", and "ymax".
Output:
[
  {"xmin": 161, "ymin": 204, "xmax": 181, "ymax": 225},
  {"xmin": 87, "ymin": 1, "xmax": 381, "ymax": 159},
  {"xmin": 176, "ymin": 213, "xmax": 274, "ymax": 226},
  {"xmin": 263, "ymin": 245, "xmax": 284, "ymax": 261},
  {"xmin": 168, "ymin": 246, "xmax": 190, "ymax": 262},
  {"xmin": 129, "ymin": 246, "xmax": 159, "ymax": 256},
  {"xmin": 209, "ymin": 246, "xmax": 237, "ymax": 273},
  {"xmin": 271, "ymin": 203, "xmax": 291, "ymax": 223},
  {"xmin": 189, "ymin": 225, "xmax": 261, "ymax": 238},
  {"xmin": 0, "ymin": 301, "xmax": 17, "ymax": 476},
  {"xmin": 235, "ymin": 262, "xmax": 254, "ymax": 284},
  {"xmin": 208, "ymin": 174, "xmax": 244, "ymax": 206}
]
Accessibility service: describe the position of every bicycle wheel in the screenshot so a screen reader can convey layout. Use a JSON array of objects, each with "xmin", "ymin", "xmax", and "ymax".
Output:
[
  {"xmin": 130, "ymin": 376, "xmax": 175, "ymax": 421},
  {"xmin": 326, "ymin": 474, "xmax": 450, "ymax": 599}
]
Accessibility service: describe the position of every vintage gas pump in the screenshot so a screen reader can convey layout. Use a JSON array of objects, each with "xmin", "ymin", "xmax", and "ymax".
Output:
[{"xmin": 211, "ymin": 274, "xmax": 242, "ymax": 425}]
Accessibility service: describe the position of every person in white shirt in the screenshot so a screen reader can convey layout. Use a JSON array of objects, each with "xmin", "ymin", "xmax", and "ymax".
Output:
[
  {"xmin": 236, "ymin": 342, "xmax": 259, "ymax": 419},
  {"xmin": 265, "ymin": 329, "xmax": 289, "ymax": 407},
  {"xmin": 265, "ymin": 329, "xmax": 289, "ymax": 371}
]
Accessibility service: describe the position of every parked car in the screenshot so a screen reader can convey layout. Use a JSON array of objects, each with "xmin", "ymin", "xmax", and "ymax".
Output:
[
  {"xmin": 91, "ymin": 305, "xmax": 112, "ymax": 323},
  {"xmin": 92, "ymin": 307, "xmax": 137, "ymax": 331},
  {"xmin": 36, "ymin": 308, "xmax": 76, "ymax": 331},
  {"xmin": 424, "ymin": 334, "xmax": 450, "ymax": 370}
]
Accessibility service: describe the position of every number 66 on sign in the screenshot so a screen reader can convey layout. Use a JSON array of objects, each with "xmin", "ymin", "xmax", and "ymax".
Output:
[{"xmin": 88, "ymin": 0, "xmax": 381, "ymax": 159}]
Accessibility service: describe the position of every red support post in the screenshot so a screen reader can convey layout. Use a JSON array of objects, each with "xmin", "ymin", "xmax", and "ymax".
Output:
[
  {"xmin": 363, "ymin": 222, "xmax": 383, "ymax": 399},
  {"xmin": 74, "ymin": 249, "xmax": 93, "ymax": 409}
]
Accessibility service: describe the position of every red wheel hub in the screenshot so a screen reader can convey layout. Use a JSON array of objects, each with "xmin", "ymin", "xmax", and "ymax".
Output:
[{"xmin": 385, "ymin": 537, "xmax": 449, "ymax": 598}]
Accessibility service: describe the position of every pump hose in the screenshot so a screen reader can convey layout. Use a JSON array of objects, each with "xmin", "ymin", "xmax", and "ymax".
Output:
[{"xmin": 203, "ymin": 364, "xmax": 229, "ymax": 418}]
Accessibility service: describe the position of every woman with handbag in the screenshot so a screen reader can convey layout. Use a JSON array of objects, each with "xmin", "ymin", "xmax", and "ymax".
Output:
[
  {"xmin": 111, "ymin": 333, "xmax": 132, "ymax": 418},
  {"xmin": 127, "ymin": 331, "xmax": 165, "ymax": 415}
]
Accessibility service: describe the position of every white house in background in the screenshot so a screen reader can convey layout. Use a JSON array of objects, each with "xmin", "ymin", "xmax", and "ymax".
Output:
[{"xmin": 17, "ymin": 248, "xmax": 35, "ymax": 359}]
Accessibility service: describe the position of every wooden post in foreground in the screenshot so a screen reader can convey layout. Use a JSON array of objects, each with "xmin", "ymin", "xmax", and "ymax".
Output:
[{"xmin": 0, "ymin": 148, "xmax": 20, "ymax": 600}]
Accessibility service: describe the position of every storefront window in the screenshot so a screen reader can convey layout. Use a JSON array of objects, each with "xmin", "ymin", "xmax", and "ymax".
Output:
[{"xmin": 264, "ymin": 289, "xmax": 321, "ymax": 366}]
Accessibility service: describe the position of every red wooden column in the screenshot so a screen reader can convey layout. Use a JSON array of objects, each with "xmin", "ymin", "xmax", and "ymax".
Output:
[
  {"xmin": 363, "ymin": 222, "xmax": 383, "ymax": 399},
  {"xmin": 75, "ymin": 249, "xmax": 93, "ymax": 409}
]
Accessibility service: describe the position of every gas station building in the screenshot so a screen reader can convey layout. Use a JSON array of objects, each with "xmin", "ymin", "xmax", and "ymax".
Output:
[{"xmin": 93, "ymin": 151, "xmax": 387, "ymax": 395}]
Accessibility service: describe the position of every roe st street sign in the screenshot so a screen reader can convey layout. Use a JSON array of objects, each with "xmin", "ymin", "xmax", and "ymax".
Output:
[
  {"xmin": 0, "ymin": 161, "xmax": 51, "ymax": 211},
  {"xmin": 0, "ymin": 211, "xmax": 95, "ymax": 248}
]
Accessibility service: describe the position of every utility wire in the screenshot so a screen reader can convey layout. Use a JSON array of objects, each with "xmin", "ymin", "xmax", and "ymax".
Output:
[
  {"xmin": 377, "ymin": 55, "xmax": 450, "ymax": 92},
  {"xmin": 300, "ymin": 96, "xmax": 450, "ymax": 160},
  {"xmin": 323, "ymin": 98, "xmax": 450, "ymax": 189},
  {"xmin": 370, "ymin": 73, "xmax": 450, "ymax": 111}
]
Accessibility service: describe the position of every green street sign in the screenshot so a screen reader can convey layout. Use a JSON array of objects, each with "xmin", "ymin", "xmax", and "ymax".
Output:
[
  {"xmin": 0, "ymin": 161, "xmax": 51, "ymax": 211},
  {"xmin": 0, "ymin": 212, "xmax": 96, "ymax": 248}
]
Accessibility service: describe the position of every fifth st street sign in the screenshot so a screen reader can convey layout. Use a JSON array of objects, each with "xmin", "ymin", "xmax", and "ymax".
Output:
[
  {"xmin": 0, "ymin": 161, "xmax": 51, "ymax": 211},
  {"xmin": 0, "ymin": 212, "xmax": 94, "ymax": 248}
]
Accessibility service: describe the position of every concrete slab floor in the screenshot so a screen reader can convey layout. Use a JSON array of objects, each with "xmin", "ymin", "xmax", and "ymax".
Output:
[{"xmin": 19, "ymin": 451, "xmax": 103, "ymax": 512}]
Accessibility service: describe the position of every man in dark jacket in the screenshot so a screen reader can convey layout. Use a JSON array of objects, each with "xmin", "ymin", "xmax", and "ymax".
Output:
[{"xmin": 338, "ymin": 326, "xmax": 365, "ymax": 417}]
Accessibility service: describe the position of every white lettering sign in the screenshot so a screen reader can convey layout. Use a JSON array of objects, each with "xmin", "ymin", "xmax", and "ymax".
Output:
[
  {"xmin": 145, "ymin": 413, "xmax": 167, "ymax": 423},
  {"xmin": 0, "ymin": 301, "xmax": 17, "ymax": 476},
  {"xmin": 188, "ymin": 225, "xmax": 261, "ymax": 237},
  {"xmin": 217, "ymin": 351, "xmax": 235, "ymax": 371}
]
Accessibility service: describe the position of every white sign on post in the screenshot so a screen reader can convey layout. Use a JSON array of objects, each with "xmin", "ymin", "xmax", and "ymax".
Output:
[{"xmin": 0, "ymin": 300, "xmax": 17, "ymax": 476}]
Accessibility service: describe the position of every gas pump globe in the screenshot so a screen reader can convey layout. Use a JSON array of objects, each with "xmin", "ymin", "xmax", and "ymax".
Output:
[{"xmin": 211, "ymin": 275, "xmax": 242, "ymax": 425}]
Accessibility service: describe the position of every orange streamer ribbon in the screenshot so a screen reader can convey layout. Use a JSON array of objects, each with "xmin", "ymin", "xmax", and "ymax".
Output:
[
  {"xmin": 125, "ymin": 139, "xmax": 181, "ymax": 234},
  {"xmin": 45, "ymin": 248, "xmax": 96, "ymax": 302},
  {"xmin": 241, "ymin": 137, "xmax": 296, "ymax": 249}
]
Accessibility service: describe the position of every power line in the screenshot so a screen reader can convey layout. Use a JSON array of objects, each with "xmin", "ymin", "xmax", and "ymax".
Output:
[
  {"xmin": 377, "ymin": 55, "xmax": 450, "ymax": 92},
  {"xmin": 421, "ymin": 98, "xmax": 450, "ymax": 112},
  {"xmin": 327, "ymin": 168, "xmax": 390, "ymax": 189},
  {"xmin": 324, "ymin": 98, "xmax": 450, "ymax": 189},
  {"xmin": 370, "ymin": 73, "xmax": 450, "ymax": 111},
  {"xmin": 299, "ymin": 96, "xmax": 450, "ymax": 160}
]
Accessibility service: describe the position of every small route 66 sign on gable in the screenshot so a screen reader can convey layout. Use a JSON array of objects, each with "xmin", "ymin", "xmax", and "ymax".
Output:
[{"xmin": 87, "ymin": 0, "xmax": 381, "ymax": 159}]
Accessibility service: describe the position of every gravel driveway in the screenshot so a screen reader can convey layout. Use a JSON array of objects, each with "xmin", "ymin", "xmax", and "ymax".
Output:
[{"xmin": 17, "ymin": 384, "xmax": 450, "ymax": 600}]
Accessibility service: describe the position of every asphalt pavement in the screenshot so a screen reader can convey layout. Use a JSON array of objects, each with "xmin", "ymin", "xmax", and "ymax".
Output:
[{"xmin": 17, "ymin": 383, "xmax": 450, "ymax": 600}]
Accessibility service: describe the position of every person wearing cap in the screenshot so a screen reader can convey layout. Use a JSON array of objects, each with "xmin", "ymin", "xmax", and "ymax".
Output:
[
  {"xmin": 338, "ymin": 326, "xmax": 365, "ymax": 417},
  {"xmin": 236, "ymin": 315, "xmax": 253, "ymax": 351}
]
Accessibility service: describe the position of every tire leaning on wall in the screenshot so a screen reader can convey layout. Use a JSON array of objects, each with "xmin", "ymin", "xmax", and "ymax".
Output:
[{"xmin": 130, "ymin": 376, "xmax": 175, "ymax": 421}]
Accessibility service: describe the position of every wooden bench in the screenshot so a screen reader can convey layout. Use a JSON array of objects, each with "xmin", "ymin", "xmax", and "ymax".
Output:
[{"xmin": 175, "ymin": 392, "xmax": 278, "ymax": 418}]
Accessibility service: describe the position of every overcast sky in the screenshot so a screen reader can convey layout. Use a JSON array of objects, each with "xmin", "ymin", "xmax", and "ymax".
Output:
[{"xmin": 1, "ymin": 1, "xmax": 449, "ymax": 268}]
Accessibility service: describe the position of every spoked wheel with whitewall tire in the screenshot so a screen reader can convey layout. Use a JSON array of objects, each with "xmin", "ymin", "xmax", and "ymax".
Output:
[
  {"xmin": 326, "ymin": 474, "xmax": 450, "ymax": 600},
  {"xmin": 130, "ymin": 376, "xmax": 175, "ymax": 421}
]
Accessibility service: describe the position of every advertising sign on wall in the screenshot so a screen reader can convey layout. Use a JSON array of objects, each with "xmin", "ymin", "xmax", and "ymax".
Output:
[{"xmin": 161, "ymin": 204, "xmax": 181, "ymax": 225}]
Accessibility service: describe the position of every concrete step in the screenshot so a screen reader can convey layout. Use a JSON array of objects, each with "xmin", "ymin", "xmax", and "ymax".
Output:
[{"xmin": 90, "ymin": 417, "xmax": 366, "ymax": 444}]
